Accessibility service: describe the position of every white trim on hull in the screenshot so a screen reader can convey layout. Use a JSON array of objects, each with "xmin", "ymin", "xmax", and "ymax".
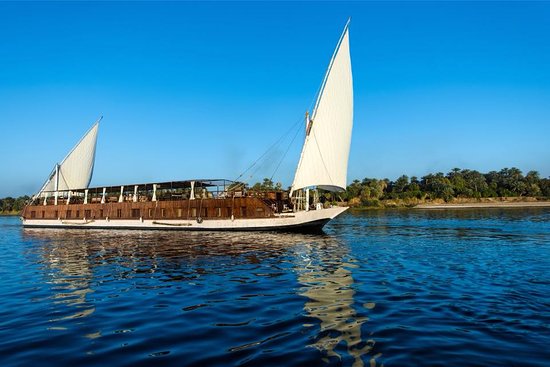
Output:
[{"xmin": 22, "ymin": 207, "xmax": 348, "ymax": 232}]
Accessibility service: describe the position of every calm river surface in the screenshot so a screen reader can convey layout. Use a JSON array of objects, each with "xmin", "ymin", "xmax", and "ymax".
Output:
[{"xmin": 0, "ymin": 209, "xmax": 549, "ymax": 366}]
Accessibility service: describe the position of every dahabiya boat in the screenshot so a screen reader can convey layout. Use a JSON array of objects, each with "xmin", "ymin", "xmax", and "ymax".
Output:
[{"xmin": 22, "ymin": 20, "xmax": 353, "ymax": 231}]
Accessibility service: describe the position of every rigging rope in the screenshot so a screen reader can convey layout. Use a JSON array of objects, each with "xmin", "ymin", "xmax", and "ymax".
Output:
[
  {"xmin": 233, "ymin": 115, "xmax": 303, "ymax": 186},
  {"xmin": 269, "ymin": 121, "xmax": 302, "ymax": 182},
  {"xmin": 233, "ymin": 77, "xmax": 324, "ymax": 188}
]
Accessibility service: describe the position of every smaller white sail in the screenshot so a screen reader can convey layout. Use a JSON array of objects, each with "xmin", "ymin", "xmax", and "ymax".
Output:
[
  {"xmin": 39, "ymin": 119, "xmax": 101, "ymax": 194},
  {"xmin": 291, "ymin": 20, "xmax": 353, "ymax": 194}
]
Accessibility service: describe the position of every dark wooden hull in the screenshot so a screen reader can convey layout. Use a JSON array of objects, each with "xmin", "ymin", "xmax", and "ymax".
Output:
[{"xmin": 22, "ymin": 197, "xmax": 276, "ymax": 222}]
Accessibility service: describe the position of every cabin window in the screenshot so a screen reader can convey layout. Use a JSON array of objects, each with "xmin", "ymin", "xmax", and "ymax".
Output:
[
  {"xmin": 76, "ymin": 210, "xmax": 80, "ymax": 218},
  {"xmin": 117, "ymin": 209, "xmax": 122, "ymax": 218},
  {"xmin": 161, "ymin": 208, "xmax": 166, "ymax": 217},
  {"xmin": 177, "ymin": 208, "xmax": 183, "ymax": 217},
  {"xmin": 132, "ymin": 209, "xmax": 140, "ymax": 218},
  {"xmin": 148, "ymin": 208, "xmax": 153, "ymax": 217},
  {"xmin": 240, "ymin": 207, "xmax": 247, "ymax": 217},
  {"xmin": 85, "ymin": 210, "xmax": 91, "ymax": 218},
  {"xmin": 66, "ymin": 210, "xmax": 71, "ymax": 219},
  {"xmin": 100, "ymin": 209, "xmax": 104, "ymax": 218},
  {"xmin": 216, "ymin": 207, "xmax": 222, "ymax": 217},
  {"xmin": 41, "ymin": 211, "xmax": 45, "ymax": 218},
  {"xmin": 191, "ymin": 208, "xmax": 197, "ymax": 217},
  {"xmin": 31, "ymin": 211, "xmax": 36, "ymax": 219}
]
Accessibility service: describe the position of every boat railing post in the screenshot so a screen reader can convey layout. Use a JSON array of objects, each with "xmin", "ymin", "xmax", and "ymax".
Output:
[
  {"xmin": 54, "ymin": 191, "xmax": 58, "ymax": 206},
  {"xmin": 133, "ymin": 185, "xmax": 138, "ymax": 202},
  {"xmin": 54, "ymin": 163, "xmax": 59, "ymax": 206},
  {"xmin": 43, "ymin": 192, "xmax": 48, "ymax": 206},
  {"xmin": 67, "ymin": 191, "xmax": 71, "ymax": 205},
  {"xmin": 313, "ymin": 189, "xmax": 320, "ymax": 210},
  {"xmin": 190, "ymin": 181, "xmax": 195, "ymax": 200},
  {"xmin": 84, "ymin": 189, "xmax": 89, "ymax": 204},
  {"xmin": 152, "ymin": 184, "xmax": 157, "ymax": 202},
  {"xmin": 305, "ymin": 188, "xmax": 310, "ymax": 212},
  {"xmin": 101, "ymin": 187, "xmax": 106, "ymax": 204},
  {"xmin": 119, "ymin": 186, "xmax": 124, "ymax": 203}
]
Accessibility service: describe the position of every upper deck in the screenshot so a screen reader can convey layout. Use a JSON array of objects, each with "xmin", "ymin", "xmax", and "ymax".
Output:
[
  {"xmin": 32, "ymin": 179, "xmax": 240, "ymax": 206},
  {"xmin": 23, "ymin": 179, "xmax": 291, "ymax": 221}
]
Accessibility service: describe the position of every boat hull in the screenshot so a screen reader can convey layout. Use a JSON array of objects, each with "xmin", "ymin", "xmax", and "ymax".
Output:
[{"xmin": 22, "ymin": 206, "xmax": 348, "ymax": 232}]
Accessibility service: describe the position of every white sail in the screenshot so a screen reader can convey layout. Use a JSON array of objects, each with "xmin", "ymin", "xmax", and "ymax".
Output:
[
  {"xmin": 291, "ymin": 21, "xmax": 353, "ymax": 194},
  {"xmin": 40, "ymin": 119, "xmax": 100, "ymax": 193}
]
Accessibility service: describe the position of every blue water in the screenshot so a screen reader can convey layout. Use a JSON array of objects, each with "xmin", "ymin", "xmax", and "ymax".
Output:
[{"xmin": 0, "ymin": 209, "xmax": 549, "ymax": 366}]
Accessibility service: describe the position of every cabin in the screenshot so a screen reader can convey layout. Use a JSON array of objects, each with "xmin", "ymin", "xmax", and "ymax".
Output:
[{"xmin": 22, "ymin": 179, "xmax": 291, "ymax": 222}]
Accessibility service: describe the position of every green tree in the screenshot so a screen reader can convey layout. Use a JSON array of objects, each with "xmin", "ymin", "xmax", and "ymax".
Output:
[
  {"xmin": 251, "ymin": 178, "xmax": 275, "ymax": 191},
  {"xmin": 361, "ymin": 178, "xmax": 386, "ymax": 200},
  {"xmin": 498, "ymin": 167, "xmax": 526, "ymax": 196},
  {"xmin": 447, "ymin": 169, "xmax": 472, "ymax": 197},
  {"xmin": 484, "ymin": 171, "xmax": 500, "ymax": 197},
  {"xmin": 346, "ymin": 179, "xmax": 362, "ymax": 200},
  {"xmin": 393, "ymin": 175, "xmax": 409, "ymax": 196},
  {"xmin": 525, "ymin": 171, "xmax": 542, "ymax": 197},
  {"xmin": 461, "ymin": 169, "xmax": 488, "ymax": 198},
  {"xmin": 421, "ymin": 173, "xmax": 454, "ymax": 201},
  {"xmin": 1, "ymin": 197, "xmax": 15, "ymax": 212},
  {"xmin": 540, "ymin": 177, "xmax": 550, "ymax": 197}
]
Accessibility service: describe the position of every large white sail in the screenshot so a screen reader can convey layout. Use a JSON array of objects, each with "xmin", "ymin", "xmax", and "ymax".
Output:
[
  {"xmin": 39, "ymin": 119, "xmax": 100, "ymax": 193},
  {"xmin": 291, "ymin": 21, "xmax": 353, "ymax": 194}
]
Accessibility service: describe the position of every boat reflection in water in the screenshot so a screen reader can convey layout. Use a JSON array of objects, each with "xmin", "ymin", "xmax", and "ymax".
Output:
[
  {"xmin": 295, "ymin": 238, "xmax": 378, "ymax": 367},
  {"xmin": 23, "ymin": 228, "xmax": 378, "ymax": 365},
  {"xmin": 26, "ymin": 230, "xmax": 97, "ymax": 325}
]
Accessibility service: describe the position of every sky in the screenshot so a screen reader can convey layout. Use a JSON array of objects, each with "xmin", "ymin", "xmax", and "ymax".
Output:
[{"xmin": 0, "ymin": 1, "xmax": 549, "ymax": 197}]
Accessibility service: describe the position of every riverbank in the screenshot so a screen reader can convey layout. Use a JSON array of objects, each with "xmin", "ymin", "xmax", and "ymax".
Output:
[
  {"xmin": 349, "ymin": 197, "xmax": 550, "ymax": 210},
  {"xmin": 415, "ymin": 201, "xmax": 550, "ymax": 209},
  {"xmin": 0, "ymin": 211, "xmax": 20, "ymax": 216}
]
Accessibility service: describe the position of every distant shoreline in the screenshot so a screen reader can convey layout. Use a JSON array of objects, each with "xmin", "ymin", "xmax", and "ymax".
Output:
[
  {"xmin": 348, "ymin": 197, "xmax": 550, "ymax": 210},
  {"xmin": 0, "ymin": 212, "xmax": 20, "ymax": 216},
  {"xmin": 415, "ymin": 201, "xmax": 550, "ymax": 209}
]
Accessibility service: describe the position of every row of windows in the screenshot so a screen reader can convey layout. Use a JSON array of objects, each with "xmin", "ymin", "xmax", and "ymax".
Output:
[{"xmin": 29, "ymin": 206, "xmax": 265, "ymax": 219}]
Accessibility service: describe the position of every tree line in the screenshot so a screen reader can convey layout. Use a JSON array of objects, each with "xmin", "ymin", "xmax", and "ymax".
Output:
[
  {"xmin": 0, "ymin": 196, "xmax": 30, "ymax": 214},
  {"xmin": 342, "ymin": 167, "xmax": 550, "ymax": 206},
  {"xmin": 249, "ymin": 167, "xmax": 550, "ymax": 206}
]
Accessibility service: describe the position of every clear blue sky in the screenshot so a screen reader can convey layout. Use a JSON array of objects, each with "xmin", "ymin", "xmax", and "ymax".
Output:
[{"xmin": 1, "ymin": 1, "xmax": 549, "ymax": 197}]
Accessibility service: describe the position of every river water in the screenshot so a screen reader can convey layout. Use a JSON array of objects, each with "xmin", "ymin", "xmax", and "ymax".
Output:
[{"xmin": 0, "ymin": 209, "xmax": 548, "ymax": 366}]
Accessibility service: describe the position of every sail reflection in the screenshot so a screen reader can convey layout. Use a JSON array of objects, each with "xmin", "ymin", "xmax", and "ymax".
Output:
[
  {"xmin": 27, "ymin": 231, "xmax": 96, "ymax": 323},
  {"xmin": 296, "ymin": 238, "xmax": 377, "ymax": 367}
]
